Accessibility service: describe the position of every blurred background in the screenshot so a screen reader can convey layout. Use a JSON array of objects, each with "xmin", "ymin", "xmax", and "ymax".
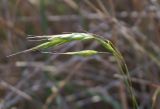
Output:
[{"xmin": 0, "ymin": 0, "xmax": 160, "ymax": 109}]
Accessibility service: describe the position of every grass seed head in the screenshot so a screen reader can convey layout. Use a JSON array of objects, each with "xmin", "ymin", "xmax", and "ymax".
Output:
[{"xmin": 42, "ymin": 50, "xmax": 99, "ymax": 57}]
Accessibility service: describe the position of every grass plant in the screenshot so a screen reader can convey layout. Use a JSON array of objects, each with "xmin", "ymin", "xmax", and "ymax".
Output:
[{"xmin": 8, "ymin": 33, "xmax": 138, "ymax": 109}]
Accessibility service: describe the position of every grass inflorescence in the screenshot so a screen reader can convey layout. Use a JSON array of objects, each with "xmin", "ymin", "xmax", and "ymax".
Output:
[{"xmin": 9, "ymin": 33, "xmax": 138, "ymax": 109}]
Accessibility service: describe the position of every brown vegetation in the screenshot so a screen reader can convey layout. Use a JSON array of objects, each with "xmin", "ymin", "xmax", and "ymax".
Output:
[{"xmin": 0, "ymin": 0, "xmax": 160, "ymax": 109}]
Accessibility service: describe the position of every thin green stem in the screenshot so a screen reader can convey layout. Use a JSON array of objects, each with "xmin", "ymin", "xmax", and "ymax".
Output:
[{"xmin": 94, "ymin": 37, "xmax": 138, "ymax": 109}]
